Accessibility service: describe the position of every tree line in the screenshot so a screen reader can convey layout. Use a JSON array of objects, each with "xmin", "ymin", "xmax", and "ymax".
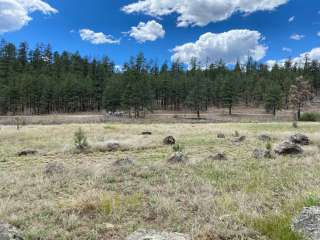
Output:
[{"xmin": 0, "ymin": 39, "xmax": 319, "ymax": 118}]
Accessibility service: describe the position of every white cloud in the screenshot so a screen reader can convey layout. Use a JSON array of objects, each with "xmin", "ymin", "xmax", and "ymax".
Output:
[
  {"xmin": 290, "ymin": 34, "xmax": 305, "ymax": 40},
  {"xmin": 317, "ymin": 32, "xmax": 320, "ymax": 37},
  {"xmin": 79, "ymin": 29, "xmax": 120, "ymax": 45},
  {"xmin": 122, "ymin": 0, "xmax": 289, "ymax": 27},
  {"xmin": 171, "ymin": 29, "xmax": 267, "ymax": 66},
  {"xmin": 282, "ymin": 47, "xmax": 292, "ymax": 52},
  {"xmin": 267, "ymin": 47, "xmax": 320, "ymax": 68},
  {"xmin": 0, "ymin": 0, "xmax": 57, "ymax": 34},
  {"xmin": 288, "ymin": 16, "xmax": 295, "ymax": 22},
  {"xmin": 127, "ymin": 20, "xmax": 165, "ymax": 43}
]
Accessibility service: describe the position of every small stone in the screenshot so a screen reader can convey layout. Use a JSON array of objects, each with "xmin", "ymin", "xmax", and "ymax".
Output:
[
  {"xmin": 258, "ymin": 134, "xmax": 272, "ymax": 141},
  {"xmin": 0, "ymin": 222, "xmax": 24, "ymax": 240},
  {"xmin": 274, "ymin": 141, "xmax": 303, "ymax": 155},
  {"xmin": 126, "ymin": 229, "xmax": 190, "ymax": 240},
  {"xmin": 253, "ymin": 149, "xmax": 272, "ymax": 159},
  {"xmin": 113, "ymin": 156, "xmax": 134, "ymax": 166},
  {"xmin": 17, "ymin": 149, "xmax": 37, "ymax": 157},
  {"xmin": 106, "ymin": 142, "xmax": 121, "ymax": 151},
  {"xmin": 43, "ymin": 162, "xmax": 65, "ymax": 176},
  {"xmin": 167, "ymin": 152, "xmax": 188, "ymax": 164},
  {"xmin": 292, "ymin": 207, "xmax": 320, "ymax": 240},
  {"xmin": 233, "ymin": 136, "xmax": 246, "ymax": 144},
  {"xmin": 163, "ymin": 136, "xmax": 176, "ymax": 145},
  {"xmin": 290, "ymin": 133, "xmax": 310, "ymax": 145},
  {"xmin": 209, "ymin": 152, "xmax": 227, "ymax": 161},
  {"xmin": 142, "ymin": 131, "xmax": 152, "ymax": 135},
  {"xmin": 217, "ymin": 133, "xmax": 225, "ymax": 139}
]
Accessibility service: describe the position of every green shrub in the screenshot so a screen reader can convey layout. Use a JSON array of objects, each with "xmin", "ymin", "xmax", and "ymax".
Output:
[
  {"xmin": 266, "ymin": 141, "xmax": 272, "ymax": 150},
  {"xmin": 304, "ymin": 194, "xmax": 320, "ymax": 207},
  {"xmin": 300, "ymin": 112, "xmax": 320, "ymax": 122},
  {"xmin": 74, "ymin": 128, "xmax": 89, "ymax": 150},
  {"xmin": 292, "ymin": 121, "xmax": 298, "ymax": 128},
  {"xmin": 172, "ymin": 144, "xmax": 184, "ymax": 152}
]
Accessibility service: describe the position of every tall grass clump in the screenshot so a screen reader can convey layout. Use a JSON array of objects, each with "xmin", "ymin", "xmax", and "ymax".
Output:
[{"xmin": 74, "ymin": 127, "xmax": 89, "ymax": 150}]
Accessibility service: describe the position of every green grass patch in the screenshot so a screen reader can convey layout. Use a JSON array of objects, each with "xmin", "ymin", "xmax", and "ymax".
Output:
[{"xmin": 251, "ymin": 214, "xmax": 303, "ymax": 240}]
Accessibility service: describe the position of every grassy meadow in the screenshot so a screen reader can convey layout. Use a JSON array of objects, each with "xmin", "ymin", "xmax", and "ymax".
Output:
[{"xmin": 0, "ymin": 122, "xmax": 320, "ymax": 239}]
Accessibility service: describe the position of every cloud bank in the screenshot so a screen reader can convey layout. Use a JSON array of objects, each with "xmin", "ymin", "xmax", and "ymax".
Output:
[
  {"xmin": 122, "ymin": 0, "xmax": 289, "ymax": 27},
  {"xmin": 0, "ymin": 0, "xmax": 57, "ymax": 33},
  {"xmin": 171, "ymin": 29, "xmax": 267, "ymax": 66}
]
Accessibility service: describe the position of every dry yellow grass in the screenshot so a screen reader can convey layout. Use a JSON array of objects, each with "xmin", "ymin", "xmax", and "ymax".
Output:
[{"xmin": 0, "ymin": 122, "xmax": 319, "ymax": 239}]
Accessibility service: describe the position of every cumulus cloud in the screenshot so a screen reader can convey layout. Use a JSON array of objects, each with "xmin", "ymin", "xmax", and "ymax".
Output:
[
  {"xmin": 290, "ymin": 34, "xmax": 305, "ymax": 40},
  {"xmin": 0, "ymin": 0, "xmax": 57, "ymax": 34},
  {"xmin": 288, "ymin": 16, "xmax": 295, "ymax": 22},
  {"xmin": 122, "ymin": 0, "xmax": 289, "ymax": 27},
  {"xmin": 267, "ymin": 47, "xmax": 320, "ymax": 68},
  {"xmin": 79, "ymin": 29, "xmax": 120, "ymax": 45},
  {"xmin": 127, "ymin": 20, "xmax": 165, "ymax": 43},
  {"xmin": 282, "ymin": 47, "xmax": 292, "ymax": 52},
  {"xmin": 171, "ymin": 29, "xmax": 267, "ymax": 66}
]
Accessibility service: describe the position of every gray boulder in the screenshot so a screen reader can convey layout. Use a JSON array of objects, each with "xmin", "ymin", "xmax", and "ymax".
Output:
[
  {"xmin": 113, "ymin": 156, "xmax": 134, "ymax": 166},
  {"xmin": 209, "ymin": 152, "xmax": 227, "ymax": 161},
  {"xmin": 274, "ymin": 141, "xmax": 303, "ymax": 155},
  {"xmin": 167, "ymin": 152, "xmax": 188, "ymax": 164},
  {"xmin": 290, "ymin": 133, "xmax": 310, "ymax": 145},
  {"xmin": 17, "ymin": 149, "xmax": 37, "ymax": 157},
  {"xmin": 258, "ymin": 134, "xmax": 272, "ymax": 141},
  {"xmin": 106, "ymin": 142, "xmax": 121, "ymax": 151},
  {"xmin": 163, "ymin": 136, "xmax": 176, "ymax": 145},
  {"xmin": 0, "ymin": 222, "xmax": 23, "ymax": 240},
  {"xmin": 253, "ymin": 149, "xmax": 272, "ymax": 159},
  {"xmin": 217, "ymin": 133, "xmax": 225, "ymax": 139},
  {"xmin": 292, "ymin": 207, "xmax": 320, "ymax": 240},
  {"xmin": 126, "ymin": 229, "xmax": 190, "ymax": 240},
  {"xmin": 43, "ymin": 162, "xmax": 65, "ymax": 176}
]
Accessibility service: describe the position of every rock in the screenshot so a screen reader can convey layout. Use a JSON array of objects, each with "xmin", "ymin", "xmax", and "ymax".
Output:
[
  {"xmin": 258, "ymin": 134, "xmax": 272, "ymax": 141},
  {"xmin": 167, "ymin": 152, "xmax": 188, "ymax": 164},
  {"xmin": 290, "ymin": 133, "xmax": 310, "ymax": 145},
  {"xmin": 126, "ymin": 229, "xmax": 190, "ymax": 240},
  {"xmin": 233, "ymin": 131, "xmax": 240, "ymax": 137},
  {"xmin": 0, "ymin": 222, "xmax": 23, "ymax": 240},
  {"xmin": 43, "ymin": 162, "xmax": 65, "ymax": 176},
  {"xmin": 106, "ymin": 142, "xmax": 121, "ymax": 151},
  {"xmin": 292, "ymin": 207, "xmax": 320, "ymax": 240},
  {"xmin": 274, "ymin": 141, "xmax": 303, "ymax": 155},
  {"xmin": 217, "ymin": 133, "xmax": 225, "ymax": 139},
  {"xmin": 253, "ymin": 149, "xmax": 272, "ymax": 159},
  {"xmin": 142, "ymin": 131, "xmax": 152, "ymax": 135},
  {"xmin": 209, "ymin": 152, "xmax": 227, "ymax": 161},
  {"xmin": 163, "ymin": 136, "xmax": 176, "ymax": 145},
  {"xmin": 233, "ymin": 136, "xmax": 246, "ymax": 144},
  {"xmin": 17, "ymin": 149, "xmax": 37, "ymax": 157},
  {"xmin": 113, "ymin": 156, "xmax": 134, "ymax": 166}
]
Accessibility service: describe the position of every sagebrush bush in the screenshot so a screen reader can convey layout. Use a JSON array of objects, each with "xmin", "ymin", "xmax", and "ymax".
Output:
[
  {"xmin": 74, "ymin": 128, "xmax": 89, "ymax": 150},
  {"xmin": 266, "ymin": 141, "xmax": 272, "ymax": 150},
  {"xmin": 172, "ymin": 144, "xmax": 184, "ymax": 152},
  {"xmin": 299, "ymin": 112, "xmax": 320, "ymax": 122},
  {"xmin": 292, "ymin": 121, "xmax": 298, "ymax": 128}
]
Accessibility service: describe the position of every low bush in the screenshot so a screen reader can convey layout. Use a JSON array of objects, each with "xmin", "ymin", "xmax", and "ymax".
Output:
[{"xmin": 299, "ymin": 112, "xmax": 320, "ymax": 122}]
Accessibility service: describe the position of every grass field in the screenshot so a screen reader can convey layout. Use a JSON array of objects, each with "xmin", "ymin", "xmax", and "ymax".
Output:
[{"xmin": 0, "ymin": 122, "xmax": 320, "ymax": 240}]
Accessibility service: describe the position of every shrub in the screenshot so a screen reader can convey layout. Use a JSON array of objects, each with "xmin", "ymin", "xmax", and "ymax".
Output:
[
  {"xmin": 266, "ymin": 141, "xmax": 272, "ymax": 150},
  {"xmin": 292, "ymin": 121, "xmax": 298, "ymax": 128},
  {"xmin": 74, "ymin": 128, "xmax": 89, "ymax": 150},
  {"xmin": 304, "ymin": 194, "xmax": 320, "ymax": 207},
  {"xmin": 172, "ymin": 143, "xmax": 184, "ymax": 152},
  {"xmin": 299, "ymin": 112, "xmax": 320, "ymax": 122}
]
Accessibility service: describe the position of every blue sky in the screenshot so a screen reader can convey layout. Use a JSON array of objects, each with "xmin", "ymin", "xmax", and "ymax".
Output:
[{"xmin": 1, "ymin": 0, "xmax": 320, "ymax": 67}]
